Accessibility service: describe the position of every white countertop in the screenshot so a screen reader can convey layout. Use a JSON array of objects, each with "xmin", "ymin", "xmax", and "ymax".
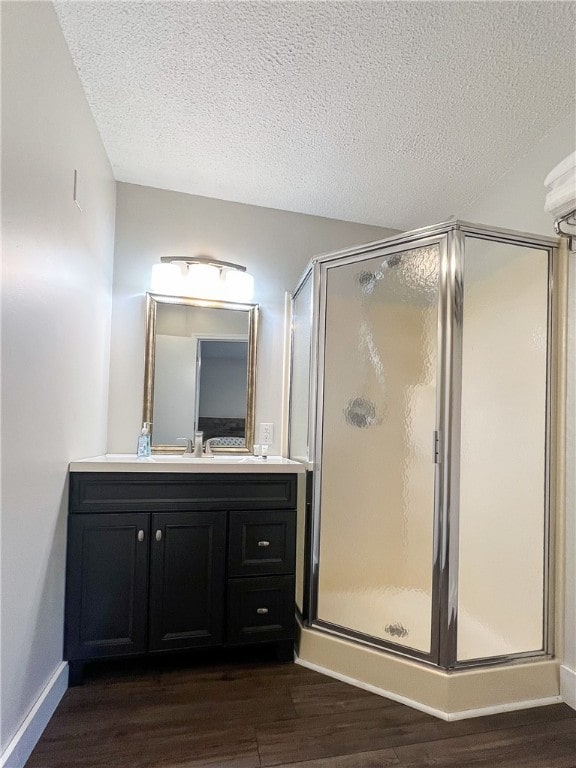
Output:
[{"xmin": 69, "ymin": 454, "xmax": 305, "ymax": 474}]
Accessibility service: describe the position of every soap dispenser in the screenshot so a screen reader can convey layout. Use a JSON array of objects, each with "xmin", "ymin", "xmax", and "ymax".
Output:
[{"xmin": 137, "ymin": 422, "xmax": 152, "ymax": 458}]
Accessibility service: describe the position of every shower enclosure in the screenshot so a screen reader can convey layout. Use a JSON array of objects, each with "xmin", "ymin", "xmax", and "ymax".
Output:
[{"xmin": 289, "ymin": 220, "xmax": 558, "ymax": 671}]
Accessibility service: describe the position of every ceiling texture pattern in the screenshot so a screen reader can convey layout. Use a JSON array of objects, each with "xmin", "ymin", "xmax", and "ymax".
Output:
[{"xmin": 54, "ymin": 1, "xmax": 575, "ymax": 230}]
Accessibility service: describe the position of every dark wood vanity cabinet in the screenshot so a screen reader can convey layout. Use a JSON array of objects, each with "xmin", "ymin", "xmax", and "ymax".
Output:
[{"xmin": 65, "ymin": 472, "xmax": 298, "ymax": 683}]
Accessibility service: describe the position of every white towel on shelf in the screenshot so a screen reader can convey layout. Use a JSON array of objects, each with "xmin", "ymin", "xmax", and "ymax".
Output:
[{"xmin": 544, "ymin": 151, "xmax": 576, "ymax": 219}]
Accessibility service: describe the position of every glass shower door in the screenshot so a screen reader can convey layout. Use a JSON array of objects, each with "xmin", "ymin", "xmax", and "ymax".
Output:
[
  {"xmin": 315, "ymin": 242, "xmax": 442, "ymax": 656},
  {"xmin": 289, "ymin": 269, "xmax": 314, "ymax": 616},
  {"xmin": 289, "ymin": 271, "xmax": 313, "ymax": 462}
]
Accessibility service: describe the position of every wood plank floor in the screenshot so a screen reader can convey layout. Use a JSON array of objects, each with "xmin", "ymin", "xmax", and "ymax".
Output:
[{"xmin": 26, "ymin": 651, "xmax": 576, "ymax": 768}]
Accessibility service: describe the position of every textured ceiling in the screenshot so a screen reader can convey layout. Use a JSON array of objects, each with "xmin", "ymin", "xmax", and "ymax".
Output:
[{"xmin": 54, "ymin": 1, "xmax": 575, "ymax": 230}]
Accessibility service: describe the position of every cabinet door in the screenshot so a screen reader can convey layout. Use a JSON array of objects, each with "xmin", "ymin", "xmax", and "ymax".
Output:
[
  {"xmin": 149, "ymin": 511, "xmax": 226, "ymax": 651},
  {"xmin": 65, "ymin": 514, "xmax": 150, "ymax": 661}
]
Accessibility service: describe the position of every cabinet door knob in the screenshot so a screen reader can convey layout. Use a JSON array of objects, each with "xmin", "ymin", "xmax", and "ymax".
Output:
[
  {"xmin": 137, "ymin": 530, "xmax": 145, "ymax": 542},
  {"xmin": 256, "ymin": 607, "xmax": 269, "ymax": 615},
  {"xmin": 155, "ymin": 530, "xmax": 162, "ymax": 542},
  {"xmin": 257, "ymin": 540, "xmax": 270, "ymax": 547}
]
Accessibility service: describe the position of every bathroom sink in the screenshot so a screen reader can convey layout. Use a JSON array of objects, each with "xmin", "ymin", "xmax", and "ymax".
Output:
[{"xmin": 148, "ymin": 455, "xmax": 263, "ymax": 464}]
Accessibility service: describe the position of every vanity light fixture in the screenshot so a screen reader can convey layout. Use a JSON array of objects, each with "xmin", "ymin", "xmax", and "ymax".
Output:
[{"xmin": 151, "ymin": 256, "xmax": 255, "ymax": 302}]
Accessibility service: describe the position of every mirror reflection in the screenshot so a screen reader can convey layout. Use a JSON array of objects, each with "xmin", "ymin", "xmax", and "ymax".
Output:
[{"xmin": 144, "ymin": 294, "xmax": 258, "ymax": 453}]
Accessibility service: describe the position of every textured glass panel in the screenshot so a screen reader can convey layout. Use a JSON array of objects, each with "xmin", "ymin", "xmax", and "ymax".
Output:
[
  {"xmin": 457, "ymin": 239, "xmax": 548, "ymax": 661},
  {"xmin": 289, "ymin": 273, "xmax": 313, "ymax": 461},
  {"xmin": 289, "ymin": 272, "xmax": 313, "ymax": 613},
  {"xmin": 317, "ymin": 245, "xmax": 439, "ymax": 654}
]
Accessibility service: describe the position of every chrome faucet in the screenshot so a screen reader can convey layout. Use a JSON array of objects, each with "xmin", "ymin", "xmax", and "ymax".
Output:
[
  {"xmin": 178, "ymin": 431, "xmax": 204, "ymax": 458},
  {"xmin": 203, "ymin": 437, "xmax": 217, "ymax": 457}
]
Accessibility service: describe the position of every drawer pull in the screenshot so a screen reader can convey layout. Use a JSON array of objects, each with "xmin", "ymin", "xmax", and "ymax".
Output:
[
  {"xmin": 155, "ymin": 530, "xmax": 162, "ymax": 542},
  {"xmin": 256, "ymin": 607, "xmax": 269, "ymax": 615},
  {"xmin": 257, "ymin": 540, "xmax": 270, "ymax": 547},
  {"xmin": 137, "ymin": 530, "xmax": 145, "ymax": 542}
]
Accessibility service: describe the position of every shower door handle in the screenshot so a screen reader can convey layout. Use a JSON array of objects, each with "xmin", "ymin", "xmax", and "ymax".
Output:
[{"xmin": 433, "ymin": 430, "xmax": 442, "ymax": 464}]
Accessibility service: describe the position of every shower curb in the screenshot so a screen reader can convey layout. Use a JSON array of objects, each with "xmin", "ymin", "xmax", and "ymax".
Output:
[{"xmin": 295, "ymin": 655, "xmax": 562, "ymax": 721}]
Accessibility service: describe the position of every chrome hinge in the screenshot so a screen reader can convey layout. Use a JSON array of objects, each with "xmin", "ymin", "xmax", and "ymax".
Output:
[{"xmin": 433, "ymin": 430, "xmax": 442, "ymax": 464}]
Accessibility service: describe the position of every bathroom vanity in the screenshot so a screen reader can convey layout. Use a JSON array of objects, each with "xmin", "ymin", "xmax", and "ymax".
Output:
[{"xmin": 65, "ymin": 455, "xmax": 303, "ymax": 684}]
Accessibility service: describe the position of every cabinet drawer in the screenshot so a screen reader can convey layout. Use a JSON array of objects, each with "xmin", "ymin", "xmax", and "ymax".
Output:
[
  {"xmin": 227, "ymin": 576, "xmax": 295, "ymax": 645},
  {"xmin": 228, "ymin": 510, "xmax": 296, "ymax": 576},
  {"xmin": 69, "ymin": 473, "xmax": 297, "ymax": 513}
]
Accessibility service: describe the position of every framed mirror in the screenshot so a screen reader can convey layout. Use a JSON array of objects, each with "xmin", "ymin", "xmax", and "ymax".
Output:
[{"xmin": 143, "ymin": 293, "xmax": 258, "ymax": 453}]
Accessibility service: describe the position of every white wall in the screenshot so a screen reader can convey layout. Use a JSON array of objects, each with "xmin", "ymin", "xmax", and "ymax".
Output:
[
  {"xmin": 153, "ymin": 335, "xmax": 197, "ymax": 445},
  {"xmin": 108, "ymin": 182, "xmax": 396, "ymax": 454},
  {"xmin": 458, "ymin": 113, "xmax": 575, "ymax": 235},
  {"xmin": 457, "ymin": 111, "xmax": 576, "ymax": 706},
  {"xmin": 1, "ymin": 1, "xmax": 115, "ymax": 759}
]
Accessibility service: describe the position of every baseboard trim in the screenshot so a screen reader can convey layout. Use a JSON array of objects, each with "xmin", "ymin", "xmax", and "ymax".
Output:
[
  {"xmin": 445, "ymin": 695, "xmax": 564, "ymax": 721},
  {"xmin": 295, "ymin": 655, "xmax": 451, "ymax": 719},
  {"xmin": 295, "ymin": 656, "xmax": 562, "ymax": 721},
  {"xmin": 0, "ymin": 662, "xmax": 68, "ymax": 768},
  {"xmin": 560, "ymin": 664, "xmax": 576, "ymax": 711}
]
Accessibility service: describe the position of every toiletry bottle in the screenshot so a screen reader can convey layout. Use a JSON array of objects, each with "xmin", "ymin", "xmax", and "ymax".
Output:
[{"xmin": 137, "ymin": 422, "xmax": 152, "ymax": 458}]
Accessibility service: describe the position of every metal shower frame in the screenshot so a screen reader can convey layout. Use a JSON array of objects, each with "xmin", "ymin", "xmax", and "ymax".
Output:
[{"xmin": 288, "ymin": 219, "xmax": 559, "ymax": 671}]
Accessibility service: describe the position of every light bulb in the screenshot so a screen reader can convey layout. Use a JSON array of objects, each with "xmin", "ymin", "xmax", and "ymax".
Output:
[
  {"xmin": 151, "ymin": 259, "xmax": 254, "ymax": 301},
  {"xmin": 223, "ymin": 269, "xmax": 254, "ymax": 302},
  {"xmin": 185, "ymin": 263, "xmax": 221, "ymax": 299},
  {"xmin": 151, "ymin": 263, "xmax": 182, "ymax": 295}
]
